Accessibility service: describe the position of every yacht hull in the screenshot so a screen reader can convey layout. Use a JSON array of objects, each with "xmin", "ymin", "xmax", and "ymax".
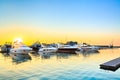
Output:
[{"xmin": 57, "ymin": 48, "xmax": 78, "ymax": 53}]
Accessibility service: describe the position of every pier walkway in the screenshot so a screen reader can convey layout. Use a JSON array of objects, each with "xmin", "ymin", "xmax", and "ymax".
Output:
[{"xmin": 100, "ymin": 57, "xmax": 120, "ymax": 71}]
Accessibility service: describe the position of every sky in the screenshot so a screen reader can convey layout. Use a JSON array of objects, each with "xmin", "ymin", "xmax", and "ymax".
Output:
[{"xmin": 0, "ymin": 0, "xmax": 120, "ymax": 45}]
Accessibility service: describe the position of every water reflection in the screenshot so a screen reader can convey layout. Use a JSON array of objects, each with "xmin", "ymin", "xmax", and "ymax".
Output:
[
  {"xmin": 0, "ymin": 50, "xmax": 101, "ymax": 63},
  {"xmin": 30, "ymin": 52, "xmax": 79, "ymax": 60},
  {"xmin": 0, "ymin": 52, "xmax": 31, "ymax": 64},
  {"xmin": 11, "ymin": 54, "xmax": 31, "ymax": 64},
  {"xmin": 56, "ymin": 53, "xmax": 79, "ymax": 59},
  {"xmin": 0, "ymin": 49, "xmax": 120, "ymax": 80},
  {"xmin": 56, "ymin": 53, "xmax": 69, "ymax": 59},
  {"xmin": 30, "ymin": 52, "xmax": 40, "ymax": 57},
  {"xmin": 30, "ymin": 51, "xmax": 100, "ymax": 60},
  {"xmin": 40, "ymin": 53, "xmax": 51, "ymax": 59},
  {"xmin": 80, "ymin": 51, "xmax": 99, "ymax": 57},
  {"xmin": 1, "ymin": 53, "xmax": 9, "ymax": 57}
]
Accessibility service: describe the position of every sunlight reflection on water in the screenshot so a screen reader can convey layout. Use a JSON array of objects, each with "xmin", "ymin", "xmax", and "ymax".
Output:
[{"xmin": 0, "ymin": 49, "xmax": 120, "ymax": 80}]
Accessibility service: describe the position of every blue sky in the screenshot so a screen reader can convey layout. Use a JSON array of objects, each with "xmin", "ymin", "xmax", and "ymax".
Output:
[
  {"xmin": 0, "ymin": 0, "xmax": 120, "ymax": 29},
  {"xmin": 0, "ymin": 0, "xmax": 120, "ymax": 44}
]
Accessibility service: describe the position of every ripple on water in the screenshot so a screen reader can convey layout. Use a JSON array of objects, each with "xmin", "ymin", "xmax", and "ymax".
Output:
[{"xmin": 0, "ymin": 49, "xmax": 120, "ymax": 80}]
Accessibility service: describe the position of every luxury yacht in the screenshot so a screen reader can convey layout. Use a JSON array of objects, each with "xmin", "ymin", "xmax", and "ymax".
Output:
[
  {"xmin": 57, "ymin": 44, "xmax": 78, "ymax": 53},
  {"xmin": 10, "ymin": 45, "xmax": 32, "ymax": 54},
  {"xmin": 38, "ymin": 47, "xmax": 57, "ymax": 55},
  {"xmin": 9, "ymin": 40, "xmax": 32, "ymax": 59},
  {"xmin": 75, "ymin": 46, "xmax": 99, "ymax": 54}
]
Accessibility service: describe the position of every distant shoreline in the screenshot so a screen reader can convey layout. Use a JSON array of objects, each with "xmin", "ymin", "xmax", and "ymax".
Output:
[{"xmin": 92, "ymin": 45, "xmax": 120, "ymax": 49}]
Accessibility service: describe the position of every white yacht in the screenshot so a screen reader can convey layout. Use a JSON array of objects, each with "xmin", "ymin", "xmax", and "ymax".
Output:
[
  {"xmin": 75, "ymin": 46, "xmax": 99, "ymax": 54},
  {"xmin": 10, "ymin": 40, "xmax": 32, "ymax": 54},
  {"xmin": 9, "ymin": 40, "xmax": 32, "ymax": 60},
  {"xmin": 38, "ymin": 47, "xmax": 57, "ymax": 55},
  {"xmin": 10, "ymin": 45, "xmax": 32, "ymax": 54}
]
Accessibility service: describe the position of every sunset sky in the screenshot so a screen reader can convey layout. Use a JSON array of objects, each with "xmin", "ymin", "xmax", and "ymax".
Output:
[{"xmin": 0, "ymin": 0, "xmax": 120, "ymax": 45}]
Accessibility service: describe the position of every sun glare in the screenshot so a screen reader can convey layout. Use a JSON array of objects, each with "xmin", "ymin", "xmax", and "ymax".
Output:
[{"xmin": 13, "ymin": 38, "xmax": 23, "ymax": 43}]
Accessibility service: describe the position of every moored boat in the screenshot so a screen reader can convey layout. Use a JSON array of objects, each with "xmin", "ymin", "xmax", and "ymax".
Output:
[
  {"xmin": 9, "ymin": 39, "xmax": 32, "ymax": 59},
  {"xmin": 0, "ymin": 43, "xmax": 11, "ymax": 53},
  {"xmin": 38, "ymin": 47, "xmax": 57, "ymax": 55},
  {"xmin": 57, "ymin": 44, "xmax": 78, "ymax": 53},
  {"xmin": 75, "ymin": 46, "xmax": 99, "ymax": 54},
  {"xmin": 10, "ymin": 45, "xmax": 32, "ymax": 54}
]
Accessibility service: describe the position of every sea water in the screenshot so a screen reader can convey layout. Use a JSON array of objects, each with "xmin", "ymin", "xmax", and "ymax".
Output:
[{"xmin": 0, "ymin": 49, "xmax": 120, "ymax": 80}]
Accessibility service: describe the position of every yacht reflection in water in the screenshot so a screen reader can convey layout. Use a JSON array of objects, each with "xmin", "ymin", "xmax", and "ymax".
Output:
[
  {"xmin": 40, "ymin": 52, "xmax": 51, "ymax": 59},
  {"xmin": 56, "ymin": 53, "xmax": 75, "ymax": 59},
  {"xmin": 37, "ymin": 52, "xmax": 79, "ymax": 60},
  {"xmin": 76, "ymin": 50, "xmax": 99, "ymax": 57},
  {"xmin": 30, "ymin": 51, "xmax": 51, "ymax": 59},
  {"xmin": 12, "ymin": 54, "xmax": 31, "ymax": 63},
  {"xmin": 8, "ymin": 39, "xmax": 32, "ymax": 64}
]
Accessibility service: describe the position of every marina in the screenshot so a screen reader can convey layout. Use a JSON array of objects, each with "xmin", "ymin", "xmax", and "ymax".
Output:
[
  {"xmin": 0, "ymin": 48, "xmax": 120, "ymax": 80},
  {"xmin": 0, "ymin": 40, "xmax": 120, "ymax": 80},
  {"xmin": 0, "ymin": 0, "xmax": 120, "ymax": 80}
]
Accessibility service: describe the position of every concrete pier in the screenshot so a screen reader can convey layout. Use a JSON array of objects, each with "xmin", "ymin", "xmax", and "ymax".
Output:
[{"xmin": 100, "ymin": 57, "xmax": 120, "ymax": 71}]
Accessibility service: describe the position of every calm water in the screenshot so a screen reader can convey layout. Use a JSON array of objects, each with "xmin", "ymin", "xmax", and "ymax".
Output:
[{"xmin": 0, "ymin": 49, "xmax": 120, "ymax": 80}]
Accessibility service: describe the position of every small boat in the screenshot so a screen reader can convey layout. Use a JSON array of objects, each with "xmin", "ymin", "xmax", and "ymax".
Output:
[
  {"xmin": 0, "ymin": 43, "xmax": 11, "ymax": 53},
  {"xmin": 30, "ymin": 41, "xmax": 42, "ymax": 52},
  {"xmin": 38, "ymin": 47, "xmax": 57, "ymax": 55}
]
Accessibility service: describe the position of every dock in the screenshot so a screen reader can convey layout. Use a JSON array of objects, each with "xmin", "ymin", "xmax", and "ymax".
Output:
[{"xmin": 100, "ymin": 57, "xmax": 120, "ymax": 71}]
